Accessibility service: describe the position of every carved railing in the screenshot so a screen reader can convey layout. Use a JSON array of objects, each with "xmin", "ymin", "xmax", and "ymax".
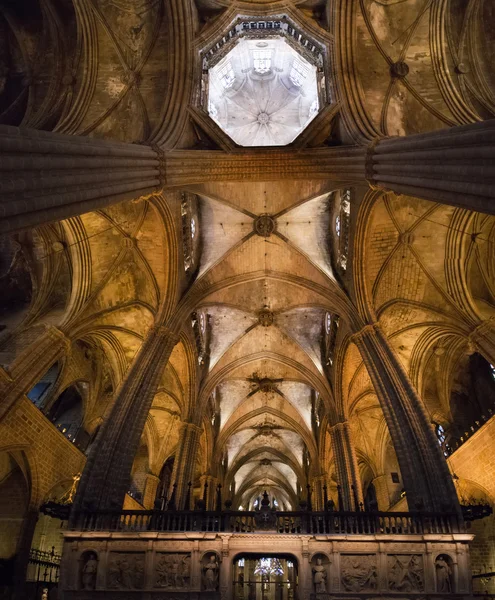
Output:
[{"xmin": 73, "ymin": 509, "xmax": 462, "ymax": 535}]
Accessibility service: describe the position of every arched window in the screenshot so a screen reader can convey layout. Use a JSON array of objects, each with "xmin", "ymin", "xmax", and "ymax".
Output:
[
  {"xmin": 27, "ymin": 362, "xmax": 60, "ymax": 407},
  {"xmin": 435, "ymin": 424, "xmax": 446, "ymax": 445},
  {"xmin": 253, "ymin": 48, "xmax": 272, "ymax": 74},
  {"xmin": 325, "ymin": 312, "xmax": 332, "ymax": 334}
]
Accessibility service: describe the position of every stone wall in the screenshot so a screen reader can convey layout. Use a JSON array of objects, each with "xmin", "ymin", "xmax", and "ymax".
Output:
[
  {"xmin": 448, "ymin": 416, "xmax": 495, "ymax": 594},
  {"xmin": 0, "ymin": 395, "xmax": 86, "ymax": 506},
  {"xmin": 60, "ymin": 530, "xmax": 473, "ymax": 600}
]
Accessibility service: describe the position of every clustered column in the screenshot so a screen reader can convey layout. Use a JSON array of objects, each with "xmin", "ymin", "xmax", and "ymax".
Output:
[
  {"xmin": 170, "ymin": 423, "xmax": 203, "ymax": 509},
  {"xmin": 351, "ymin": 323, "xmax": 459, "ymax": 513},
  {"xmin": 367, "ymin": 119, "xmax": 495, "ymax": 215},
  {"xmin": 72, "ymin": 325, "xmax": 179, "ymax": 519},
  {"xmin": 199, "ymin": 474, "xmax": 219, "ymax": 510},
  {"xmin": 330, "ymin": 421, "xmax": 364, "ymax": 510},
  {"xmin": 0, "ymin": 124, "xmax": 163, "ymax": 235}
]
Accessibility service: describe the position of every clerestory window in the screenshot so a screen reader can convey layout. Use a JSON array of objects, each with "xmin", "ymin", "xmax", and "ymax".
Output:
[
  {"xmin": 290, "ymin": 58, "xmax": 309, "ymax": 86},
  {"xmin": 253, "ymin": 49, "xmax": 272, "ymax": 74},
  {"xmin": 218, "ymin": 61, "xmax": 235, "ymax": 89}
]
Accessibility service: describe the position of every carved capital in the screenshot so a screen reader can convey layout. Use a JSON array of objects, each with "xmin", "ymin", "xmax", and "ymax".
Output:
[
  {"xmin": 349, "ymin": 322, "xmax": 380, "ymax": 345},
  {"xmin": 470, "ymin": 317, "xmax": 495, "ymax": 344},
  {"xmin": 179, "ymin": 422, "xmax": 203, "ymax": 437},
  {"xmin": 150, "ymin": 143, "xmax": 167, "ymax": 189},
  {"xmin": 151, "ymin": 325, "xmax": 180, "ymax": 345},
  {"xmin": 365, "ymin": 138, "xmax": 380, "ymax": 183},
  {"xmin": 47, "ymin": 326, "xmax": 72, "ymax": 353}
]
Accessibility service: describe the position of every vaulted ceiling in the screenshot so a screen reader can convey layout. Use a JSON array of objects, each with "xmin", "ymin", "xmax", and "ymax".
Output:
[{"xmin": 0, "ymin": 0, "xmax": 494, "ymax": 510}]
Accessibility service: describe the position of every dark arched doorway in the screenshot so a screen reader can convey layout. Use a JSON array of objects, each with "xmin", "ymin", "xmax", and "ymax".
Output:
[{"xmin": 233, "ymin": 554, "xmax": 298, "ymax": 600}]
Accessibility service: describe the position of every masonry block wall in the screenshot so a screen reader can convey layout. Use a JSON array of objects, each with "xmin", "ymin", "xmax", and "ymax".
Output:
[
  {"xmin": 448, "ymin": 416, "xmax": 495, "ymax": 593},
  {"xmin": 0, "ymin": 396, "xmax": 86, "ymax": 558}
]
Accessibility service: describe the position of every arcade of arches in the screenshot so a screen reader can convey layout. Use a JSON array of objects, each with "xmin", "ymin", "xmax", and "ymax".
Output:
[{"xmin": 0, "ymin": 0, "xmax": 494, "ymax": 599}]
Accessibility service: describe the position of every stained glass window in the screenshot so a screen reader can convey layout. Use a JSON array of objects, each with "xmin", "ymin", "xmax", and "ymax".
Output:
[
  {"xmin": 254, "ymin": 558, "xmax": 284, "ymax": 576},
  {"xmin": 436, "ymin": 424, "xmax": 446, "ymax": 445}
]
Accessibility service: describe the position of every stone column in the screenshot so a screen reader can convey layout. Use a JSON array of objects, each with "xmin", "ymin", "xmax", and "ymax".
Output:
[
  {"xmin": 0, "ymin": 326, "xmax": 71, "ymax": 422},
  {"xmin": 311, "ymin": 474, "xmax": 327, "ymax": 511},
  {"xmin": 0, "ymin": 124, "xmax": 162, "ymax": 234},
  {"xmin": 13, "ymin": 509, "xmax": 39, "ymax": 600},
  {"xmin": 351, "ymin": 323, "xmax": 459, "ymax": 513},
  {"xmin": 199, "ymin": 475, "xmax": 218, "ymax": 510},
  {"xmin": 170, "ymin": 423, "xmax": 202, "ymax": 509},
  {"xmin": 142, "ymin": 473, "xmax": 161, "ymax": 509},
  {"xmin": 72, "ymin": 325, "xmax": 179, "ymax": 517},
  {"xmin": 371, "ymin": 474, "xmax": 390, "ymax": 511},
  {"xmin": 329, "ymin": 421, "xmax": 364, "ymax": 510},
  {"xmin": 367, "ymin": 119, "xmax": 495, "ymax": 215}
]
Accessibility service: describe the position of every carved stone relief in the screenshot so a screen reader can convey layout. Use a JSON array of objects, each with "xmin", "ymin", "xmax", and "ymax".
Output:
[
  {"xmin": 154, "ymin": 553, "xmax": 191, "ymax": 589},
  {"xmin": 107, "ymin": 552, "xmax": 145, "ymax": 590},
  {"xmin": 340, "ymin": 554, "xmax": 378, "ymax": 592},
  {"xmin": 388, "ymin": 554, "xmax": 424, "ymax": 592}
]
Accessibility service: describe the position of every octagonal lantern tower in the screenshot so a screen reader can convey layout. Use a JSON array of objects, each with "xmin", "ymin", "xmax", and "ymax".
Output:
[{"xmin": 202, "ymin": 18, "xmax": 327, "ymax": 147}]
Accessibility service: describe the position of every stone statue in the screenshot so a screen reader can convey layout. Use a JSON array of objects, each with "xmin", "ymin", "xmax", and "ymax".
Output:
[
  {"xmin": 204, "ymin": 555, "xmax": 219, "ymax": 591},
  {"xmin": 313, "ymin": 558, "xmax": 327, "ymax": 593},
  {"xmin": 435, "ymin": 556, "xmax": 452, "ymax": 592},
  {"xmin": 81, "ymin": 552, "xmax": 98, "ymax": 590},
  {"xmin": 41, "ymin": 588, "xmax": 49, "ymax": 600}
]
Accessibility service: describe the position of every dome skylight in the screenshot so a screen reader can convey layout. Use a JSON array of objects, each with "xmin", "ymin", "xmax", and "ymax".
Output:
[{"xmin": 207, "ymin": 37, "xmax": 320, "ymax": 147}]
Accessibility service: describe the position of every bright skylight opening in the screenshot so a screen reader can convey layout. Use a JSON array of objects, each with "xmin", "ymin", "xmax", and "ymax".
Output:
[{"xmin": 207, "ymin": 38, "xmax": 320, "ymax": 147}]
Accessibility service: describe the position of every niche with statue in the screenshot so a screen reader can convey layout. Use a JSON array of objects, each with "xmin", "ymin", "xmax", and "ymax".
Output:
[
  {"xmin": 201, "ymin": 551, "xmax": 220, "ymax": 591},
  {"xmin": 311, "ymin": 553, "xmax": 330, "ymax": 596}
]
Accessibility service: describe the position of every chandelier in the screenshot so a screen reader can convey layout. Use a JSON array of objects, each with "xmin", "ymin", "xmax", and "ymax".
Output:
[{"xmin": 254, "ymin": 558, "xmax": 284, "ymax": 576}]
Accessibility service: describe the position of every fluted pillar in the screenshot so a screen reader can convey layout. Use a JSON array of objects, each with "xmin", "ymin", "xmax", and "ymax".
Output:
[
  {"xmin": 0, "ymin": 326, "xmax": 71, "ymax": 422},
  {"xmin": 330, "ymin": 421, "xmax": 364, "ymax": 510},
  {"xmin": 0, "ymin": 125, "xmax": 162, "ymax": 234},
  {"xmin": 72, "ymin": 325, "xmax": 179, "ymax": 517},
  {"xmin": 170, "ymin": 423, "xmax": 202, "ymax": 509},
  {"xmin": 351, "ymin": 323, "xmax": 459, "ymax": 513},
  {"xmin": 367, "ymin": 119, "xmax": 495, "ymax": 215}
]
